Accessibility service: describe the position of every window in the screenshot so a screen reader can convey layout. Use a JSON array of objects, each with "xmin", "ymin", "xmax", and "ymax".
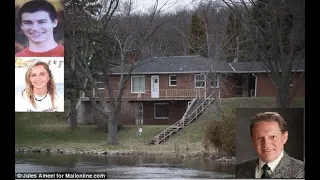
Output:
[
  {"xmin": 95, "ymin": 75, "xmax": 105, "ymax": 89},
  {"xmin": 154, "ymin": 103, "xmax": 169, "ymax": 119},
  {"xmin": 169, "ymin": 75, "xmax": 177, "ymax": 86},
  {"xmin": 131, "ymin": 76, "xmax": 145, "ymax": 93},
  {"xmin": 195, "ymin": 74, "xmax": 205, "ymax": 88},
  {"xmin": 210, "ymin": 74, "xmax": 220, "ymax": 88}
]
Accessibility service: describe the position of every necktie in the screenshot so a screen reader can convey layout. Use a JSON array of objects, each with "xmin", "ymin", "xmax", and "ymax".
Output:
[{"xmin": 261, "ymin": 164, "xmax": 270, "ymax": 178}]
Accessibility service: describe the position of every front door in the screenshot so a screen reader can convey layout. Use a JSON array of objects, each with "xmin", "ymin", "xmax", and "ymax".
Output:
[{"xmin": 151, "ymin": 75, "xmax": 159, "ymax": 98}]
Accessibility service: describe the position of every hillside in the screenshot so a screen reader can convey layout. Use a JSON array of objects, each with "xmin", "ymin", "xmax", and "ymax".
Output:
[{"xmin": 15, "ymin": 97, "xmax": 304, "ymax": 157}]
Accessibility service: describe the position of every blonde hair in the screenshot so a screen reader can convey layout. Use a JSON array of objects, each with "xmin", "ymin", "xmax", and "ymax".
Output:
[{"xmin": 23, "ymin": 61, "xmax": 56, "ymax": 110}]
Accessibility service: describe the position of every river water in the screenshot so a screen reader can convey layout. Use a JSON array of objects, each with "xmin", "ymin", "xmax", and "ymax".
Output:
[{"xmin": 15, "ymin": 152, "xmax": 235, "ymax": 179}]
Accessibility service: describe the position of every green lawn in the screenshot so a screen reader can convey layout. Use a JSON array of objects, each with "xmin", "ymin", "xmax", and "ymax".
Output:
[{"xmin": 15, "ymin": 97, "xmax": 304, "ymax": 155}]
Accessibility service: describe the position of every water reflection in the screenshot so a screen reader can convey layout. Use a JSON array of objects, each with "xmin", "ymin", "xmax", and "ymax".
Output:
[{"xmin": 15, "ymin": 152, "xmax": 235, "ymax": 179}]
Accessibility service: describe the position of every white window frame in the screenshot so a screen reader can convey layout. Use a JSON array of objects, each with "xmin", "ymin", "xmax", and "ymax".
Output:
[
  {"xmin": 131, "ymin": 75, "xmax": 145, "ymax": 93},
  {"xmin": 154, "ymin": 103, "xmax": 169, "ymax": 119},
  {"xmin": 169, "ymin": 75, "xmax": 177, "ymax": 86},
  {"xmin": 95, "ymin": 75, "xmax": 105, "ymax": 90},
  {"xmin": 210, "ymin": 74, "xmax": 220, "ymax": 88},
  {"xmin": 195, "ymin": 74, "xmax": 206, "ymax": 88}
]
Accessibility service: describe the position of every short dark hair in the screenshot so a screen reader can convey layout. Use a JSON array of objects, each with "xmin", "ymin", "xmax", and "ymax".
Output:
[
  {"xmin": 18, "ymin": 0, "xmax": 57, "ymax": 24},
  {"xmin": 250, "ymin": 112, "xmax": 287, "ymax": 137}
]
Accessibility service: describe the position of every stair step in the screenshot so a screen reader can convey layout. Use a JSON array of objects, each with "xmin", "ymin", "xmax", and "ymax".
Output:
[
  {"xmin": 151, "ymin": 97, "xmax": 214, "ymax": 144},
  {"xmin": 170, "ymin": 125, "xmax": 182, "ymax": 129}
]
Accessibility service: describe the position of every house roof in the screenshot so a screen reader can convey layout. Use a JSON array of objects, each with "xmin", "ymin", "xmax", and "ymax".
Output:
[{"xmin": 108, "ymin": 55, "xmax": 304, "ymax": 75}]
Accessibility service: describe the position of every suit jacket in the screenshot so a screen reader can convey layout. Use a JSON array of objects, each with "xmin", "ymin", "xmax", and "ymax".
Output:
[{"xmin": 236, "ymin": 152, "xmax": 304, "ymax": 178}]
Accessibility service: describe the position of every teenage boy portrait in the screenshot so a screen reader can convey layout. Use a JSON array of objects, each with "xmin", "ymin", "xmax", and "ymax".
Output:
[{"xmin": 15, "ymin": 0, "xmax": 64, "ymax": 57}]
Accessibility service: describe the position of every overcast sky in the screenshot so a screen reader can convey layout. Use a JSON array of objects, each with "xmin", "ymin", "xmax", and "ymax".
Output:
[{"xmin": 133, "ymin": 0, "xmax": 199, "ymax": 12}]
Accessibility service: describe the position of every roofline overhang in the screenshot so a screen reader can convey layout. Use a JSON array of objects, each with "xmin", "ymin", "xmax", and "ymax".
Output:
[{"xmin": 104, "ymin": 70, "xmax": 304, "ymax": 75}]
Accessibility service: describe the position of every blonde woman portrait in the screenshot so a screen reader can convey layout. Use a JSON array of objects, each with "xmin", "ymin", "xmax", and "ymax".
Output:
[{"xmin": 15, "ymin": 61, "xmax": 64, "ymax": 112}]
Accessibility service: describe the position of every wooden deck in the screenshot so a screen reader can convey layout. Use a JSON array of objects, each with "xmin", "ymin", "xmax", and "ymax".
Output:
[{"xmin": 80, "ymin": 89, "xmax": 209, "ymax": 101}]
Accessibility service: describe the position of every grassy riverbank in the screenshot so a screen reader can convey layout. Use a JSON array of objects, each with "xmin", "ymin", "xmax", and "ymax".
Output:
[{"xmin": 15, "ymin": 97, "xmax": 304, "ymax": 157}]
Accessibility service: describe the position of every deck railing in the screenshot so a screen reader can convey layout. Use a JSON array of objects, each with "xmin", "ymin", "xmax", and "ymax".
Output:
[{"xmin": 80, "ymin": 89, "xmax": 209, "ymax": 100}]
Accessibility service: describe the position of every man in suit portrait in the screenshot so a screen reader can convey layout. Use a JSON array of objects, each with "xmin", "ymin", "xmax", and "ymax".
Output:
[{"xmin": 236, "ymin": 111, "xmax": 304, "ymax": 178}]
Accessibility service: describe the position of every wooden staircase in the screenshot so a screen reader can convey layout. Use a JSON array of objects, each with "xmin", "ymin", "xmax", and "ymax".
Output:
[{"xmin": 150, "ymin": 93, "xmax": 215, "ymax": 145}]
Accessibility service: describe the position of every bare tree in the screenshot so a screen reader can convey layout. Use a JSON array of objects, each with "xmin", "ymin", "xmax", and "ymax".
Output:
[
  {"xmin": 65, "ymin": 0, "xmax": 170, "ymax": 144},
  {"xmin": 190, "ymin": 1, "xmax": 242, "ymax": 120},
  {"xmin": 221, "ymin": 0, "xmax": 305, "ymax": 108},
  {"xmin": 64, "ymin": 0, "xmax": 102, "ymax": 130}
]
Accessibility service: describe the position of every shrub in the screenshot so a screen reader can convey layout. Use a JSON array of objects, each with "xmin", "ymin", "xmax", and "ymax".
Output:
[{"xmin": 204, "ymin": 114, "xmax": 235, "ymax": 156}]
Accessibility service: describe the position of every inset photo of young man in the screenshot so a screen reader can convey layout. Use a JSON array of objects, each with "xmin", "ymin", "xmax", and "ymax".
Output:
[{"xmin": 15, "ymin": 0, "xmax": 64, "ymax": 57}]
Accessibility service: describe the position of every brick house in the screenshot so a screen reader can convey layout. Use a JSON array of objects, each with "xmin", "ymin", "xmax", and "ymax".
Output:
[{"xmin": 78, "ymin": 55, "xmax": 304, "ymax": 125}]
